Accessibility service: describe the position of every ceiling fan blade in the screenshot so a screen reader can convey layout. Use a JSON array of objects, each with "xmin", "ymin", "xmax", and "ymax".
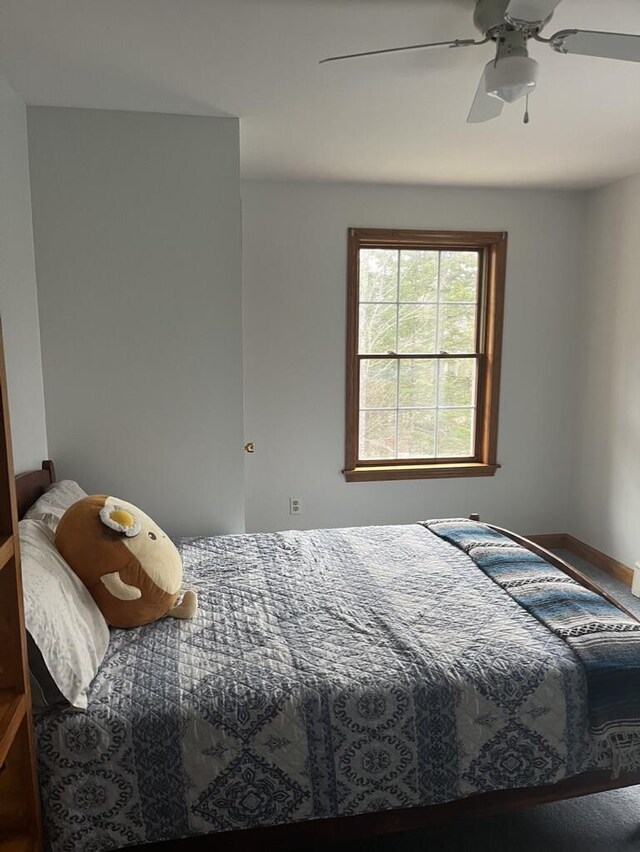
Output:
[
  {"xmin": 319, "ymin": 37, "xmax": 481, "ymax": 64},
  {"xmin": 467, "ymin": 66, "xmax": 504, "ymax": 124},
  {"xmin": 505, "ymin": 0, "xmax": 562, "ymax": 25},
  {"xmin": 550, "ymin": 29, "xmax": 640, "ymax": 63}
]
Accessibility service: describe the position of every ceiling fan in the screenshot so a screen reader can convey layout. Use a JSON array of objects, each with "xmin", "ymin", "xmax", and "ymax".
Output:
[{"xmin": 320, "ymin": 0, "xmax": 640, "ymax": 123}]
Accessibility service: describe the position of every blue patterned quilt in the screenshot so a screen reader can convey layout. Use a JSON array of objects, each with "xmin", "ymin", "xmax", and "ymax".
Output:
[{"xmin": 36, "ymin": 523, "xmax": 621, "ymax": 851}]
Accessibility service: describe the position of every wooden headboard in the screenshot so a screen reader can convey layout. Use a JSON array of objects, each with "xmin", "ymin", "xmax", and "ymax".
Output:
[{"xmin": 15, "ymin": 459, "xmax": 56, "ymax": 520}]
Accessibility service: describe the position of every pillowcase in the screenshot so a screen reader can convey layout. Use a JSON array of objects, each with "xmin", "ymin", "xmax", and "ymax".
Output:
[
  {"xmin": 19, "ymin": 519, "xmax": 109, "ymax": 710},
  {"xmin": 24, "ymin": 479, "xmax": 87, "ymax": 532}
]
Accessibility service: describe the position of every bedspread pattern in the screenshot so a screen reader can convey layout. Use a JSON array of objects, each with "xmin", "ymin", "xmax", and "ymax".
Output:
[
  {"xmin": 36, "ymin": 524, "xmax": 604, "ymax": 851},
  {"xmin": 423, "ymin": 519, "xmax": 640, "ymax": 772}
]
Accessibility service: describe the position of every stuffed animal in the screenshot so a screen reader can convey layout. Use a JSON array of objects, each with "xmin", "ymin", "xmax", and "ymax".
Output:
[{"xmin": 55, "ymin": 495, "xmax": 197, "ymax": 628}]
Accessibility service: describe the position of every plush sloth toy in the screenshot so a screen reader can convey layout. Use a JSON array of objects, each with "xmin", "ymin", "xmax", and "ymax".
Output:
[{"xmin": 56, "ymin": 495, "xmax": 197, "ymax": 628}]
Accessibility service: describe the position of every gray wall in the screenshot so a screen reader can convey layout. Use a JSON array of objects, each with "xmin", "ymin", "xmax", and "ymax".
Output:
[
  {"xmin": 569, "ymin": 173, "xmax": 640, "ymax": 568},
  {"xmin": 28, "ymin": 107, "xmax": 244, "ymax": 537},
  {"xmin": 0, "ymin": 75, "xmax": 48, "ymax": 472},
  {"xmin": 242, "ymin": 180, "xmax": 586, "ymax": 534}
]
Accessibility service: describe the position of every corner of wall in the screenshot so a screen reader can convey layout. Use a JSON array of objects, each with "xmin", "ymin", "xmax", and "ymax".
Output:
[{"xmin": 0, "ymin": 74, "xmax": 48, "ymax": 472}]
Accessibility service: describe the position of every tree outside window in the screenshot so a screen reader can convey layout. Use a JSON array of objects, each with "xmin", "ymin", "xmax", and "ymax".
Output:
[{"xmin": 344, "ymin": 229, "xmax": 506, "ymax": 482}]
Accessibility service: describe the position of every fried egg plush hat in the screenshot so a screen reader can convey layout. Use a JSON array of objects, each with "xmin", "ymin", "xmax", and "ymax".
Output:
[{"xmin": 56, "ymin": 495, "xmax": 197, "ymax": 628}]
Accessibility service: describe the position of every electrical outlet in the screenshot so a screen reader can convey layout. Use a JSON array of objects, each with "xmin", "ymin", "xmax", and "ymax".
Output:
[{"xmin": 289, "ymin": 497, "xmax": 301, "ymax": 516}]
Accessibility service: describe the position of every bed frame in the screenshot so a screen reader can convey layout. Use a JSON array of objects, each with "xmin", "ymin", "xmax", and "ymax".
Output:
[
  {"xmin": 17, "ymin": 461, "xmax": 640, "ymax": 851},
  {"xmin": 16, "ymin": 460, "xmax": 56, "ymax": 520}
]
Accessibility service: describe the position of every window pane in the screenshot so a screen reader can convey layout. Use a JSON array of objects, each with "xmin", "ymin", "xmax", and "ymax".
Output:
[
  {"xmin": 438, "ymin": 359, "xmax": 476, "ymax": 407},
  {"xmin": 399, "ymin": 359, "xmax": 437, "ymax": 408},
  {"xmin": 360, "ymin": 410, "xmax": 397, "ymax": 460},
  {"xmin": 360, "ymin": 359, "xmax": 398, "ymax": 410},
  {"xmin": 399, "ymin": 250, "xmax": 438, "ymax": 303},
  {"xmin": 398, "ymin": 305, "xmax": 437, "ymax": 353},
  {"xmin": 440, "ymin": 251, "xmax": 479, "ymax": 303},
  {"xmin": 360, "ymin": 249, "xmax": 398, "ymax": 302},
  {"xmin": 398, "ymin": 411, "xmax": 436, "ymax": 458},
  {"xmin": 438, "ymin": 305, "xmax": 476, "ymax": 354},
  {"xmin": 437, "ymin": 409, "xmax": 475, "ymax": 457},
  {"xmin": 359, "ymin": 304, "xmax": 397, "ymax": 354}
]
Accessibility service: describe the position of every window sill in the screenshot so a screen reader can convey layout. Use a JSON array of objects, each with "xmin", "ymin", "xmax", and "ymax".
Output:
[{"xmin": 343, "ymin": 463, "xmax": 500, "ymax": 482}]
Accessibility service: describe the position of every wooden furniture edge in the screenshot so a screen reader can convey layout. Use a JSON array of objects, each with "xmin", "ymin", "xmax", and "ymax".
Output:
[
  {"xmin": 344, "ymin": 463, "xmax": 498, "ymax": 482},
  {"xmin": 0, "ymin": 326, "xmax": 43, "ymax": 851},
  {"xmin": 564, "ymin": 534, "xmax": 633, "ymax": 587},
  {"xmin": 0, "ymin": 535, "xmax": 14, "ymax": 570},
  {"xmin": 486, "ymin": 525, "xmax": 637, "ymax": 622},
  {"xmin": 526, "ymin": 532, "xmax": 634, "ymax": 589},
  {"xmin": 15, "ymin": 461, "xmax": 56, "ymax": 521},
  {"xmin": 0, "ymin": 694, "xmax": 27, "ymax": 766}
]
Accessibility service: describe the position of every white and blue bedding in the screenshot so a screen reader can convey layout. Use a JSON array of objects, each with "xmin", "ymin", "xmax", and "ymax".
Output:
[
  {"xmin": 35, "ymin": 523, "xmax": 638, "ymax": 851},
  {"xmin": 424, "ymin": 520, "xmax": 640, "ymax": 773}
]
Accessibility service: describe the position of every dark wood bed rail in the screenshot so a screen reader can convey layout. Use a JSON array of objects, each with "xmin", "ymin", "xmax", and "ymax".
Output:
[
  {"xmin": 485, "ymin": 521, "xmax": 639, "ymax": 623},
  {"xmin": 15, "ymin": 459, "xmax": 55, "ymax": 520},
  {"xmin": 468, "ymin": 512, "xmax": 639, "ymax": 621}
]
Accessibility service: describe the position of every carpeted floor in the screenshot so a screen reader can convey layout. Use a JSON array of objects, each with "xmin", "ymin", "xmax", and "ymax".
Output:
[
  {"xmin": 331, "ymin": 550, "xmax": 640, "ymax": 852},
  {"xmin": 332, "ymin": 786, "xmax": 640, "ymax": 851},
  {"xmin": 554, "ymin": 550, "xmax": 640, "ymax": 622}
]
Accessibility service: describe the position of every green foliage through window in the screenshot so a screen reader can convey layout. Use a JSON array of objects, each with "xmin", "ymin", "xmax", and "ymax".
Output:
[{"xmin": 358, "ymin": 247, "xmax": 479, "ymax": 461}]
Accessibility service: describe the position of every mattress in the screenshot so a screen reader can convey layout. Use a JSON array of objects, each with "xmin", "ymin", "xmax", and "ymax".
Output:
[{"xmin": 36, "ymin": 523, "xmax": 603, "ymax": 851}]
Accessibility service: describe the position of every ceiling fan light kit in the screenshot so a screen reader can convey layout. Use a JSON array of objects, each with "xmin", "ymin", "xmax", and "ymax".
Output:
[
  {"xmin": 321, "ymin": 0, "xmax": 640, "ymax": 124},
  {"xmin": 485, "ymin": 55, "xmax": 538, "ymax": 103}
]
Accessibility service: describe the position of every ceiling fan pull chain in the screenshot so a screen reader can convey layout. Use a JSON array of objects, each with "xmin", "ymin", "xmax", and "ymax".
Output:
[{"xmin": 523, "ymin": 94, "xmax": 530, "ymax": 124}]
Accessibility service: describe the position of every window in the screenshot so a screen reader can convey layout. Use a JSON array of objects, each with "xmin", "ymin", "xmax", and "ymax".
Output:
[{"xmin": 344, "ymin": 228, "xmax": 506, "ymax": 482}]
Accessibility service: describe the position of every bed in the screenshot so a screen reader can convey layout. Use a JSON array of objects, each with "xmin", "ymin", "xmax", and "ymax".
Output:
[{"xmin": 17, "ymin": 462, "xmax": 640, "ymax": 852}]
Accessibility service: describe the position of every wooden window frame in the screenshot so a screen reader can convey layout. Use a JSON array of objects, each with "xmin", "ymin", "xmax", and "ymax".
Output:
[{"xmin": 344, "ymin": 228, "xmax": 507, "ymax": 482}]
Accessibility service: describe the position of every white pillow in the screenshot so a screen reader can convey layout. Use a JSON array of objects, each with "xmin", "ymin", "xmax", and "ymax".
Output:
[
  {"xmin": 23, "ymin": 479, "xmax": 87, "ymax": 531},
  {"xmin": 19, "ymin": 519, "xmax": 109, "ymax": 710}
]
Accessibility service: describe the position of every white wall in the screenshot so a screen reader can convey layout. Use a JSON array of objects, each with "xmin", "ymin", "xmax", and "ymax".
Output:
[
  {"xmin": 242, "ymin": 180, "xmax": 586, "ymax": 534},
  {"xmin": 568, "ymin": 173, "xmax": 640, "ymax": 568},
  {"xmin": 28, "ymin": 107, "xmax": 244, "ymax": 537},
  {"xmin": 0, "ymin": 75, "xmax": 48, "ymax": 472}
]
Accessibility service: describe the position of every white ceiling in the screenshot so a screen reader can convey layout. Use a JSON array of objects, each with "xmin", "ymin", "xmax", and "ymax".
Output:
[{"xmin": 1, "ymin": 0, "xmax": 640, "ymax": 188}]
